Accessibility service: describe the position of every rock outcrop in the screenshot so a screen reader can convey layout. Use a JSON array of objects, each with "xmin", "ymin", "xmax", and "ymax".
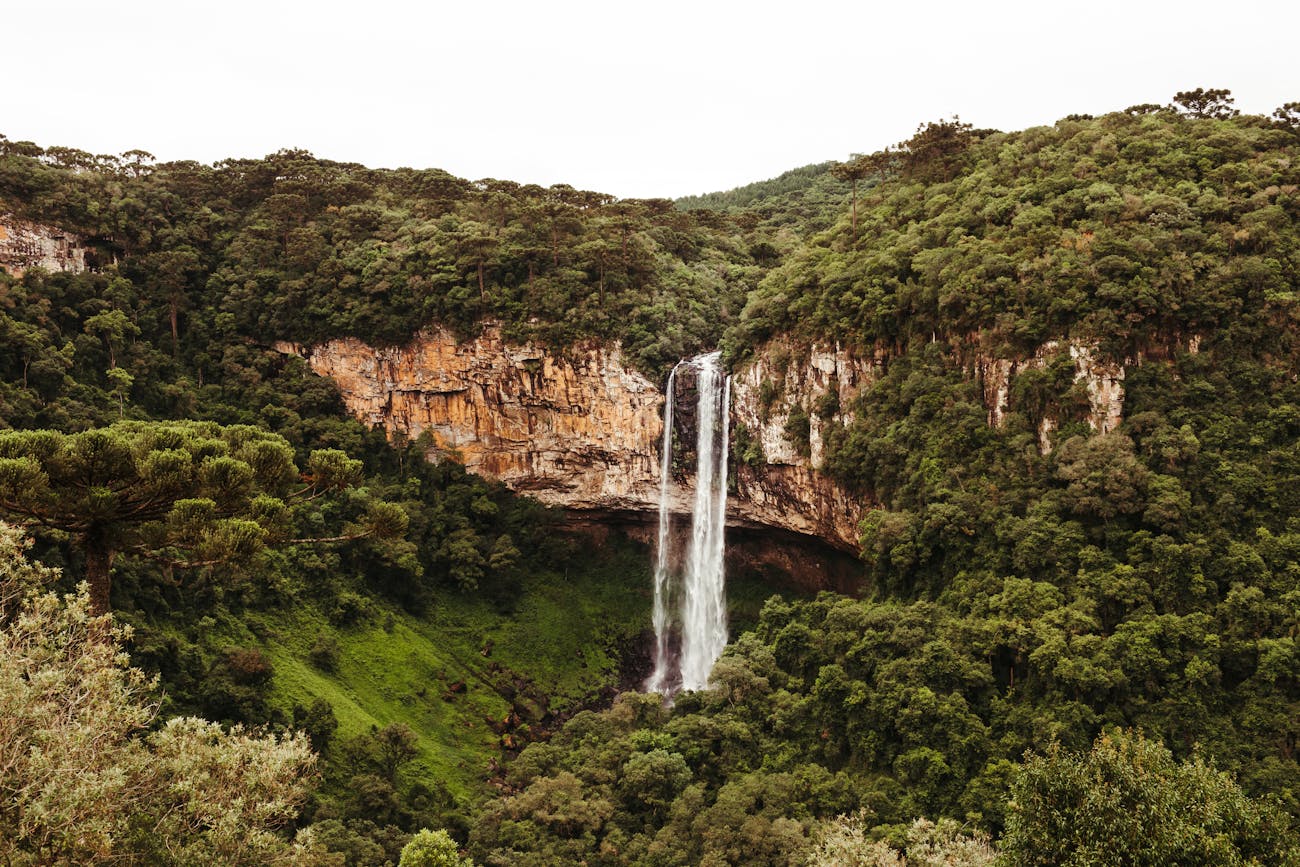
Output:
[
  {"xmin": 277, "ymin": 326, "xmax": 668, "ymax": 516},
  {"xmin": 0, "ymin": 214, "xmax": 88, "ymax": 277},
  {"xmin": 729, "ymin": 336, "xmax": 879, "ymax": 551},
  {"xmin": 279, "ymin": 326, "xmax": 872, "ymax": 556},
  {"xmin": 283, "ymin": 324, "xmax": 873, "ymax": 556},
  {"xmin": 975, "ymin": 340, "xmax": 1126, "ymax": 452},
  {"xmin": 282, "ymin": 325, "xmax": 1139, "ymax": 577}
]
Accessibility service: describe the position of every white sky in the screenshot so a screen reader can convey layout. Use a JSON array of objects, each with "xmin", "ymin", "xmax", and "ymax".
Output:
[{"xmin": 4, "ymin": 0, "xmax": 1297, "ymax": 199}]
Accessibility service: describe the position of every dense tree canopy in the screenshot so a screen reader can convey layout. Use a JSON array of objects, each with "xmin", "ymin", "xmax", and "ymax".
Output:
[
  {"xmin": 0, "ymin": 421, "xmax": 404, "ymax": 613},
  {"xmin": 0, "ymin": 522, "xmax": 325, "ymax": 865}
]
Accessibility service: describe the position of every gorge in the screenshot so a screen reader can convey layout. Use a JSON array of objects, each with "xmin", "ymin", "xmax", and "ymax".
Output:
[{"xmin": 274, "ymin": 325, "xmax": 872, "ymax": 592}]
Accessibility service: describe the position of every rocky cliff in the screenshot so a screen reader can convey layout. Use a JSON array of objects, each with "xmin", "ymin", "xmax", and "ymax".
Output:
[
  {"xmin": 728, "ymin": 335, "xmax": 878, "ymax": 552},
  {"xmin": 277, "ymin": 326, "xmax": 667, "ymax": 515},
  {"xmin": 0, "ymin": 214, "xmax": 88, "ymax": 277},
  {"xmin": 278, "ymin": 326, "xmax": 869, "ymax": 557},
  {"xmin": 975, "ymin": 339, "xmax": 1126, "ymax": 452},
  {"xmin": 282, "ymin": 325, "xmax": 1138, "ymax": 580}
]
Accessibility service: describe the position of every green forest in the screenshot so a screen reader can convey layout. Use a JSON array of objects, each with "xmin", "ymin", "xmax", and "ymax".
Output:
[{"xmin": 2, "ymin": 88, "xmax": 1299, "ymax": 865}]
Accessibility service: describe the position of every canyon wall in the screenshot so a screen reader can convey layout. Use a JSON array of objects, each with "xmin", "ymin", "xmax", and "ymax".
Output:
[
  {"xmin": 278, "ymin": 326, "xmax": 868, "ymax": 553},
  {"xmin": 282, "ymin": 326, "xmax": 1135, "ymax": 563},
  {"xmin": 278, "ymin": 326, "xmax": 667, "ymax": 516}
]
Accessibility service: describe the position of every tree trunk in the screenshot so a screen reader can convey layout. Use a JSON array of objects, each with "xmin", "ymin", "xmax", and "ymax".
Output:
[
  {"xmin": 478, "ymin": 261, "xmax": 486, "ymax": 302},
  {"xmin": 169, "ymin": 295, "xmax": 180, "ymax": 356},
  {"xmin": 851, "ymin": 178, "xmax": 858, "ymax": 243},
  {"xmin": 83, "ymin": 537, "xmax": 115, "ymax": 615}
]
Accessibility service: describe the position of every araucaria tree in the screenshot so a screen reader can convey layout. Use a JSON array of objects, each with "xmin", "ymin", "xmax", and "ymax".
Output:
[{"xmin": 0, "ymin": 420, "xmax": 406, "ymax": 613}]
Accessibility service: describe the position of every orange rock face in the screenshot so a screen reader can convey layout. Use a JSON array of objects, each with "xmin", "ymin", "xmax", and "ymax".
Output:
[
  {"xmin": 283, "ymin": 326, "xmax": 872, "ymax": 552},
  {"xmin": 0, "ymin": 214, "xmax": 87, "ymax": 278},
  {"xmin": 284, "ymin": 325, "xmax": 667, "ymax": 515},
  {"xmin": 284, "ymin": 326, "xmax": 1139, "ymax": 557}
]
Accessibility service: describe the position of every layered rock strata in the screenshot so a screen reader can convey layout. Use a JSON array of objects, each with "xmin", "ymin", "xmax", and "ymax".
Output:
[
  {"xmin": 0, "ymin": 214, "xmax": 87, "ymax": 277},
  {"xmin": 282, "ymin": 326, "xmax": 1140, "ymax": 562},
  {"xmin": 279, "ymin": 326, "xmax": 871, "ymax": 554}
]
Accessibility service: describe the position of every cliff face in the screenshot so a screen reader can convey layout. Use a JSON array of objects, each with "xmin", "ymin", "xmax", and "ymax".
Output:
[
  {"xmin": 279, "ymin": 326, "xmax": 667, "ymax": 515},
  {"xmin": 285, "ymin": 326, "xmax": 1139, "ymax": 569},
  {"xmin": 729, "ymin": 336, "xmax": 879, "ymax": 551},
  {"xmin": 975, "ymin": 340, "xmax": 1126, "ymax": 452},
  {"xmin": 0, "ymin": 214, "xmax": 88, "ymax": 277},
  {"xmin": 281, "ymin": 327, "xmax": 873, "ymax": 560}
]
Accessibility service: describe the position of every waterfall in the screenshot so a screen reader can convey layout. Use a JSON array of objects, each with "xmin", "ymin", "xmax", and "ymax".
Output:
[
  {"xmin": 646, "ymin": 351, "xmax": 730, "ymax": 695},
  {"xmin": 646, "ymin": 362, "xmax": 681, "ymax": 695}
]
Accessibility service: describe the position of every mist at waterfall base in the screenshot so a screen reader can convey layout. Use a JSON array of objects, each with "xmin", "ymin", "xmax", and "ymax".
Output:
[{"xmin": 646, "ymin": 352, "xmax": 731, "ymax": 696}]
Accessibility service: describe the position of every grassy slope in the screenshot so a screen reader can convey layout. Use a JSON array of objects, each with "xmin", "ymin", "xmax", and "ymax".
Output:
[{"xmin": 184, "ymin": 532, "xmax": 654, "ymax": 801}]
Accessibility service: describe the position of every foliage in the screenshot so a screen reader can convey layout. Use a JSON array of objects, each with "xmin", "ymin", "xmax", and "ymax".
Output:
[
  {"xmin": 6, "ymin": 94, "xmax": 1300, "ymax": 863},
  {"xmin": 0, "ymin": 141, "xmax": 773, "ymax": 380},
  {"xmin": 1002, "ymin": 730, "xmax": 1299, "ymax": 866},
  {"xmin": 726, "ymin": 96, "xmax": 1300, "ymax": 360},
  {"xmin": 0, "ymin": 420, "xmax": 403, "ymax": 613},
  {"xmin": 1173, "ymin": 87, "xmax": 1240, "ymax": 120},
  {"xmin": 0, "ymin": 522, "xmax": 324, "ymax": 865},
  {"xmin": 400, "ymin": 829, "xmax": 476, "ymax": 866},
  {"xmin": 466, "ymin": 565, "xmax": 1300, "ymax": 862},
  {"xmin": 806, "ymin": 814, "xmax": 996, "ymax": 866}
]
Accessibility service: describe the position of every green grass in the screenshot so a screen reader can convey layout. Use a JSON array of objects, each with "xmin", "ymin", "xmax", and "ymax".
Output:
[{"xmin": 254, "ymin": 532, "xmax": 653, "ymax": 800}]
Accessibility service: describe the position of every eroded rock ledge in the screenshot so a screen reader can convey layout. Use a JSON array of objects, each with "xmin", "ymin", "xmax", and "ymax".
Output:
[
  {"xmin": 277, "ymin": 325, "xmax": 869, "ymax": 554},
  {"xmin": 0, "ymin": 214, "xmax": 88, "ymax": 277},
  {"xmin": 279, "ymin": 325, "xmax": 1141, "ymax": 565}
]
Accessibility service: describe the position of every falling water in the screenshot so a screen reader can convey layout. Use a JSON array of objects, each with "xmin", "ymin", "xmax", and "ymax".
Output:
[
  {"xmin": 679, "ymin": 354, "xmax": 730, "ymax": 691},
  {"xmin": 646, "ymin": 351, "xmax": 731, "ymax": 694},
  {"xmin": 646, "ymin": 362, "xmax": 681, "ymax": 695}
]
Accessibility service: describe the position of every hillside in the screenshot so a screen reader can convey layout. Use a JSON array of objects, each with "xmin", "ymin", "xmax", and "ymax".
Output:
[{"xmin": 2, "ymin": 91, "xmax": 1300, "ymax": 865}]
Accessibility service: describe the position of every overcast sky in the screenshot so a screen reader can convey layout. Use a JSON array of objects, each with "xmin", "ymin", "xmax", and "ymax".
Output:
[{"xmin": 4, "ymin": 0, "xmax": 1296, "ymax": 199}]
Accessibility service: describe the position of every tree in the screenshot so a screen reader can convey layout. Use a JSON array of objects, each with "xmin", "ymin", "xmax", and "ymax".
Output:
[
  {"xmin": 1172, "ymin": 88, "xmax": 1240, "ymax": 120},
  {"xmin": 830, "ymin": 156, "xmax": 874, "ymax": 243},
  {"xmin": 139, "ymin": 247, "xmax": 203, "ymax": 355},
  {"xmin": 806, "ymin": 813, "xmax": 996, "ymax": 866},
  {"xmin": 0, "ymin": 522, "xmax": 327, "ymax": 864},
  {"xmin": 1275, "ymin": 101, "xmax": 1300, "ymax": 129},
  {"xmin": 1001, "ymin": 730, "xmax": 1299, "ymax": 866},
  {"xmin": 898, "ymin": 118, "xmax": 974, "ymax": 182},
  {"xmin": 0, "ymin": 420, "xmax": 406, "ymax": 614},
  {"xmin": 400, "ymin": 829, "xmax": 475, "ymax": 867},
  {"xmin": 453, "ymin": 220, "xmax": 498, "ymax": 304},
  {"xmin": 83, "ymin": 308, "xmax": 140, "ymax": 370}
]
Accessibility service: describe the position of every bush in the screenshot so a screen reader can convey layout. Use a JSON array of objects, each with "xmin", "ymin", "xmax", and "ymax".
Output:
[
  {"xmin": 309, "ymin": 634, "xmax": 341, "ymax": 671},
  {"xmin": 400, "ymin": 828, "xmax": 474, "ymax": 866},
  {"xmin": 1001, "ymin": 730, "xmax": 1299, "ymax": 866}
]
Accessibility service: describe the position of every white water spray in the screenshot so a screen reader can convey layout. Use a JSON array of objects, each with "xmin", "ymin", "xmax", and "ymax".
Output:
[
  {"xmin": 646, "ymin": 351, "xmax": 731, "ymax": 694},
  {"xmin": 646, "ymin": 362, "xmax": 681, "ymax": 695}
]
